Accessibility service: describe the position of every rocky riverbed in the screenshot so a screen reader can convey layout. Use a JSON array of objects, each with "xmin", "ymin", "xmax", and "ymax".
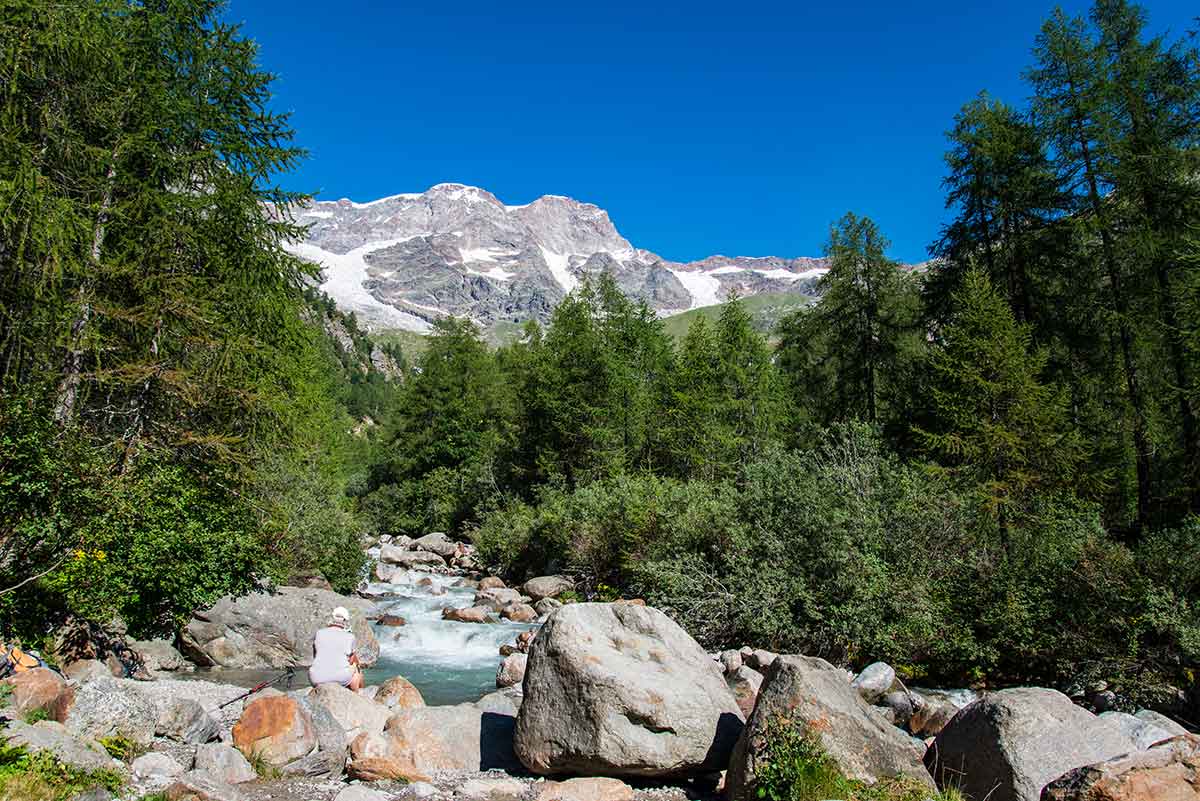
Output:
[{"xmin": 3, "ymin": 531, "xmax": 1198, "ymax": 801}]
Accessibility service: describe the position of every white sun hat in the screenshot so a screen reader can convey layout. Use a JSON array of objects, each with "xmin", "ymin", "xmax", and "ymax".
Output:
[{"xmin": 331, "ymin": 606, "xmax": 351, "ymax": 624}]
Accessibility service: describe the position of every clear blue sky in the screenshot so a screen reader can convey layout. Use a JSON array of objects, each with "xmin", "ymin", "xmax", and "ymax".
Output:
[{"xmin": 229, "ymin": 0, "xmax": 1196, "ymax": 263}]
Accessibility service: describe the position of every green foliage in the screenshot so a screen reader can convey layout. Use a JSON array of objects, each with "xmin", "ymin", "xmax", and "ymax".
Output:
[
  {"xmin": 0, "ymin": 743, "xmax": 123, "ymax": 801},
  {"xmin": 777, "ymin": 213, "xmax": 921, "ymax": 441},
  {"xmin": 915, "ymin": 269, "xmax": 1090, "ymax": 540},
  {"xmin": 752, "ymin": 718, "xmax": 965, "ymax": 801},
  {"xmin": 96, "ymin": 734, "xmax": 142, "ymax": 763},
  {"xmin": 245, "ymin": 748, "xmax": 282, "ymax": 780}
]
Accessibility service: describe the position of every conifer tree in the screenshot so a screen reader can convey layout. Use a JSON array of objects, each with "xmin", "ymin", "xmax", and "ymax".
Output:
[{"xmin": 916, "ymin": 269, "xmax": 1088, "ymax": 551}]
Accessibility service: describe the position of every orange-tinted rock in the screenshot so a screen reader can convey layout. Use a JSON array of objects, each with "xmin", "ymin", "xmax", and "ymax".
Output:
[
  {"xmin": 347, "ymin": 731, "xmax": 431, "ymax": 782},
  {"xmin": 231, "ymin": 695, "xmax": 316, "ymax": 766},
  {"xmin": 1, "ymin": 668, "xmax": 74, "ymax": 722},
  {"xmin": 501, "ymin": 603, "xmax": 537, "ymax": 623},
  {"xmin": 376, "ymin": 615, "xmax": 406, "ymax": 627},
  {"xmin": 478, "ymin": 577, "xmax": 506, "ymax": 590},
  {"xmin": 1043, "ymin": 734, "xmax": 1200, "ymax": 801},
  {"xmin": 534, "ymin": 777, "xmax": 636, "ymax": 801},
  {"xmin": 442, "ymin": 606, "xmax": 490, "ymax": 624},
  {"xmin": 374, "ymin": 675, "xmax": 424, "ymax": 710}
]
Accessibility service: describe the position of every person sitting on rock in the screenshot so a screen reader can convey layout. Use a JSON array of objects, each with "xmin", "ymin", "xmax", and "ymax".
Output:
[{"xmin": 308, "ymin": 606, "xmax": 363, "ymax": 691}]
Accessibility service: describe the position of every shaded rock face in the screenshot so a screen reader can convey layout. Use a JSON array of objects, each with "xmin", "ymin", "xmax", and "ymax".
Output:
[
  {"xmin": 182, "ymin": 587, "xmax": 378, "ymax": 669},
  {"xmin": 515, "ymin": 602, "xmax": 745, "ymax": 778},
  {"xmin": 384, "ymin": 704, "xmax": 522, "ymax": 773},
  {"xmin": 727, "ymin": 656, "xmax": 932, "ymax": 800},
  {"xmin": 1043, "ymin": 734, "xmax": 1200, "ymax": 801},
  {"xmin": 925, "ymin": 687, "xmax": 1136, "ymax": 801},
  {"xmin": 231, "ymin": 695, "xmax": 317, "ymax": 767}
]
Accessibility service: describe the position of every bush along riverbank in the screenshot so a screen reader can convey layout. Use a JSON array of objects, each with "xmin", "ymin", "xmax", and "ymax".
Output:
[{"xmin": 3, "ymin": 530, "xmax": 1197, "ymax": 801}]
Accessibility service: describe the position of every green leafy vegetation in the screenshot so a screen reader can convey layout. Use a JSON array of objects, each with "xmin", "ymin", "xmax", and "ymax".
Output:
[
  {"xmin": 752, "ymin": 718, "xmax": 965, "ymax": 801},
  {"xmin": 0, "ymin": 743, "xmax": 123, "ymax": 801},
  {"xmin": 0, "ymin": 0, "xmax": 399, "ymax": 642},
  {"xmin": 97, "ymin": 734, "xmax": 142, "ymax": 763}
]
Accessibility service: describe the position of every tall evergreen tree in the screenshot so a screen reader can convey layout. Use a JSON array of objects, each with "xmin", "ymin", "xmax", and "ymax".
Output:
[
  {"xmin": 778, "ymin": 213, "xmax": 917, "ymax": 432},
  {"xmin": 916, "ymin": 269, "xmax": 1088, "ymax": 551}
]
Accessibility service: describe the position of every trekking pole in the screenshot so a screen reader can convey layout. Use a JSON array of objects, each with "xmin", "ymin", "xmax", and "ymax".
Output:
[{"xmin": 217, "ymin": 666, "xmax": 296, "ymax": 710}]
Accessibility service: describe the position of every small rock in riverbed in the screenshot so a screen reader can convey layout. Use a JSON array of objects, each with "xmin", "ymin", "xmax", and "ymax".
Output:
[
  {"xmin": 442, "ymin": 606, "xmax": 491, "ymax": 624},
  {"xmin": 478, "ymin": 576, "xmax": 506, "ymax": 590},
  {"xmin": 497, "ymin": 653, "xmax": 527, "ymax": 689},
  {"xmin": 376, "ymin": 614, "xmax": 407, "ymax": 627}
]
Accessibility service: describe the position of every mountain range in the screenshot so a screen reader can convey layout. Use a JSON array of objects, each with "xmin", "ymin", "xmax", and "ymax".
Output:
[{"xmin": 286, "ymin": 183, "xmax": 833, "ymax": 334}]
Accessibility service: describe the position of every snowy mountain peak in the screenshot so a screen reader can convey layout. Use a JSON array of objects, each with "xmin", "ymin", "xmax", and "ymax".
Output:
[{"xmin": 287, "ymin": 184, "xmax": 830, "ymax": 333}]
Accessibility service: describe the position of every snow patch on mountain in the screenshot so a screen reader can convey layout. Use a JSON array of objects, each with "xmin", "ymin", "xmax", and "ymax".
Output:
[
  {"xmin": 669, "ymin": 268, "xmax": 723, "ymax": 309},
  {"xmin": 287, "ymin": 238, "xmax": 433, "ymax": 333},
  {"xmin": 539, "ymin": 246, "xmax": 578, "ymax": 294}
]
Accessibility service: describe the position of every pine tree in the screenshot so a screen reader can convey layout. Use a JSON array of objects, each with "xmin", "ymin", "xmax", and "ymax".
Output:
[
  {"xmin": 778, "ymin": 213, "xmax": 917, "ymax": 432},
  {"xmin": 916, "ymin": 269, "xmax": 1088, "ymax": 551},
  {"xmin": 928, "ymin": 94, "xmax": 1062, "ymax": 325}
]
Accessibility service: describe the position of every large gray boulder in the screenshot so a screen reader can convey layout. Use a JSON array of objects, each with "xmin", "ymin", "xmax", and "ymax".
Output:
[
  {"xmin": 925, "ymin": 687, "xmax": 1136, "ymax": 801},
  {"xmin": 1042, "ymin": 734, "xmax": 1200, "ymax": 801},
  {"xmin": 156, "ymin": 697, "xmax": 220, "ymax": 744},
  {"xmin": 727, "ymin": 655, "xmax": 931, "ymax": 800},
  {"xmin": 194, "ymin": 742, "xmax": 256, "ymax": 784},
  {"xmin": 515, "ymin": 602, "xmax": 744, "ymax": 778},
  {"xmin": 1, "ymin": 719, "xmax": 114, "ymax": 772},
  {"xmin": 181, "ymin": 587, "xmax": 379, "ymax": 669},
  {"xmin": 412, "ymin": 532, "xmax": 459, "ymax": 559},
  {"xmin": 1098, "ymin": 711, "xmax": 1175, "ymax": 750},
  {"xmin": 379, "ymin": 547, "xmax": 446, "ymax": 570},
  {"xmin": 129, "ymin": 638, "xmax": 189, "ymax": 673},
  {"xmin": 522, "ymin": 575, "xmax": 573, "ymax": 602},
  {"xmin": 65, "ymin": 676, "xmax": 159, "ymax": 747}
]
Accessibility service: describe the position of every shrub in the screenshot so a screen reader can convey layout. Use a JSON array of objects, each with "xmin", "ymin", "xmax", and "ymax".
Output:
[{"xmin": 0, "ymin": 743, "xmax": 122, "ymax": 801}]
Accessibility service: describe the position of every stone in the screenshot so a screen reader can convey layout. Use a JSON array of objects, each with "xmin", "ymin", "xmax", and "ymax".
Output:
[
  {"xmin": 496, "ymin": 653, "xmax": 527, "ymax": 689},
  {"xmin": 132, "ymin": 751, "xmax": 186, "ymax": 779},
  {"xmin": 164, "ymin": 769, "xmax": 244, "ymax": 801},
  {"xmin": 728, "ymin": 655, "xmax": 932, "ymax": 800},
  {"xmin": 193, "ymin": 742, "xmax": 256, "ymax": 784},
  {"xmin": 231, "ymin": 694, "xmax": 318, "ymax": 766},
  {"xmin": 286, "ymin": 693, "xmax": 349, "ymax": 778},
  {"xmin": 377, "ymin": 615, "xmax": 407, "ymax": 627},
  {"xmin": 476, "ymin": 688, "xmax": 523, "ymax": 717},
  {"xmin": 65, "ymin": 676, "xmax": 157, "ymax": 746},
  {"xmin": 386, "ymin": 703, "xmax": 521, "ymax": 772},
  {"xmin": 1, "ymin": 719, "xmax": 113, "ymax": 772},
  {"xmin": 334, "ymin": 785, "xmax": 394, "ymax": 801},
  {"xmin": 129, "ymin": 638, "xmax": 189, "ymax": 673},
  {"xmin": 309, "ymin": 682, "xmax": 392, "ymax": 740},
  {"xmin": 442, "ymin": 606, "xmax": 491, "ymax": 624},
  {"xmin": 478, "ymin": 577, "xmax": 506, "ymax": 590},
  {"xmin": 374, "ymin": 562, "xmax": 399, "ymax": 582},
  {"xmin": 925, "ymin": 687, "xmax": 1137, "ymax": 801},
  {"xmin": 157, "ymin": 697, "xmax": 221, "ymax": 744},
  {"xmin": 474, "ymin": 588, "xmax": 525, "ymax": 611},
  {"xmin": 347, "ymin": 731, "xmax": 431, "ymax": 782},
  {"xmin": 726, "ymin": 665, "xmax": 764, "ymax": 720},
  {"xmin": 375, "ymin": 675, "xmax": 425, "ymax": 710},
  {"xmin": 516, "ymin": 630, "xmax": 536, "ymax": 651},
  {"xmin": 405, "ymin": 782, "xmax": 439, "ymax": 799},
  {"xmin": 0, "ymin": 666, "xmax": 74, "ymax": 722},
  {"xmin": 1136, "ymin": 709, "xmax": 1189, "ymax": 738},
  {"xmin": 879, "ymin": 691, "xmax": 915, "ymax": 729},
  {"xmin": 720, "ymin": 649, "xmax": 743, "ymax": 675},
  {"xmin": 522, "ymin": 575, "xmax": 574, "ymax": 602},
  {"xmin": 908, "ymin": 689, "xmax": 971, "ymax": 738},
  {"xmin": 456, "ymin": 777, "xmax": 528, "ymax": 800},
  {"xmin": 1043, "ymin": 734, "xmax": 1200, "ymax": 801},
  {"xmin": 745, "ymin": 649, "xmax": 777, "ymax": 671},
  {"xmin": 63, "ymin": 659, "xmax": 113, "ymax": 683},
  {"xmin": 515, "ymin": 602, "xmax": 745, "ymax": 778},
  {"xmin": 501, "ymin": 603, "xmax": 537, "ymax": 623},
  {"xmin": 852, "ymin": 662, "xmax": 898, "ymax": 703},
  {"xmin": 1100, "ymin": 710, "xmax": 1175, "ymax": 749},
  {"xmin": 181, "ymin": 587, "xmax": 379, "ymax": 669},
  {"xmin": 412, "ymin": 532, "xmax": 459, "ymax": 559},
  {"xmin": 534, "ymin": 777, "xmax": 636, "ymax": 801},
  {"xmin": 534, "ymin": 598, "xmax": 562, "ymax": 618}
]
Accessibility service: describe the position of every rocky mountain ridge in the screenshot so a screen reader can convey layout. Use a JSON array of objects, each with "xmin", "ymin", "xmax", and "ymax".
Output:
[{"xmin": 285, "ymin": 183, "xmax": 832, "ymax": 332}]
